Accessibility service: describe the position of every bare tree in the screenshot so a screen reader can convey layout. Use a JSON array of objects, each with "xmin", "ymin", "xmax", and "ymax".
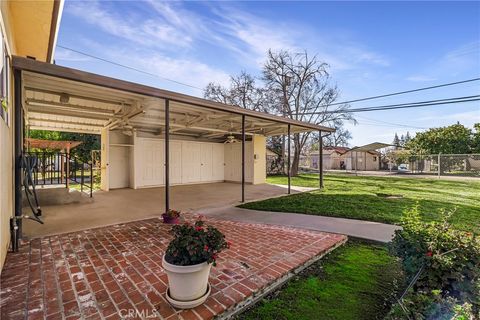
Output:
[
  {"xmin": 204, "ymin": 71, "xmax": 268, "ymax": 112},
  {"xmin": 262, "ymin": 50, "xmax": 354, "ymax": 175},
  {"xmin": 204, "ymin": 50, "xmax": 354, "ymax": 176},
  {"xmin": 324, "ymin": 120, "xmax": 352, "ymax": 147}
]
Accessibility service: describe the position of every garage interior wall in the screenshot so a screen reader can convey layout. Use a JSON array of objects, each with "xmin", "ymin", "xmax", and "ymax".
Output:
[{"xmin": 107, "ymin": 130, "xmax": 266, "ymax": 190}]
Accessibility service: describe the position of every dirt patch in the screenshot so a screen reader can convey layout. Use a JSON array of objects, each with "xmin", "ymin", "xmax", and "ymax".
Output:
[{"xmin": 376, "ymin": 193, "xmax": 404, "ymax": 199}]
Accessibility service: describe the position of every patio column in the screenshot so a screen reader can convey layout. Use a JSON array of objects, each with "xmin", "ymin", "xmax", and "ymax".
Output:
[
  {"xmin": 165, "ymin": 99, "xmax": 170, "ymax": 212},
  {"xmin": 287, "ymin": 124, "xmax": 291, "ymax": 194},
  {"xmin": 319, "ymin": 130, "xmax": 324, "ymax": 189},
  {"xmin": 241, "ymin": 114, "xmax": 245, "ymax": 202}
]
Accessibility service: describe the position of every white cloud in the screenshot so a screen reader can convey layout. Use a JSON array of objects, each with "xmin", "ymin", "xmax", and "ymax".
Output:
[
  {"xmin": 405, "ymin": 41, "xmax": 480, "ymax": 80},
  {"xmin": 406, "ymin": 75, "xmax": 437, "ymax": 82},
  {"xmin": 66, "ymin": 1, "xmax": 193, "ymax": 49}
]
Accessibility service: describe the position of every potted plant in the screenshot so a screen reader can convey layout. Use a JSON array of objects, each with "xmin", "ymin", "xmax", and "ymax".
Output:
[
  {"xmin": 163, "ymin": 217, "xmax": 230, "ymax": 309},
  {"xmin": 162, "ymin": 209, "xmax": 181, "ymax": 224}
]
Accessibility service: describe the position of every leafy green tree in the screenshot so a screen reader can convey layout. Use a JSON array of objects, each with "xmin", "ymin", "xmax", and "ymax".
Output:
[
  {"xmin": 392, "ymin": 133, "xmax": 400, "ymax": 148},
  {"xmin": 472, "ymin": 123, "xmax": 480, "ymax": 153},
  {"xmin": 405, "ymin": 123, "xmax": 473, "ymax": 154},
  {"xmin": 28, "ymin": 130, "xmax": 99, "ymax": 162}
]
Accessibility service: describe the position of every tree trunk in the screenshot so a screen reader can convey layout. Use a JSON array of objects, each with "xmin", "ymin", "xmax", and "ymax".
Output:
[{"xmin": 290, "ymin": 134, "xmax": 302, "ymax": 176}]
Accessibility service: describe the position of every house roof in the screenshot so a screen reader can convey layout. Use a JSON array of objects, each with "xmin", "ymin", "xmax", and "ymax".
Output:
[
  {"xmin": 348, "ymin": 142, "xmax": 392, "ymax": 152},
  {"xmin": 13, "ymin": 56, "xmax": 335, "ymax": 138},
  {"xmin": 324, "ymin": 146, "xmax": 350, "ymax": 154}
]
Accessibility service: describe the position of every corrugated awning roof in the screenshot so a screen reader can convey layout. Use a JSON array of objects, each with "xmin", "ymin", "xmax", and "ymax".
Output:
[{"xmin": 13, "ymin": 56, "xmax": 335, "ymax": 138}]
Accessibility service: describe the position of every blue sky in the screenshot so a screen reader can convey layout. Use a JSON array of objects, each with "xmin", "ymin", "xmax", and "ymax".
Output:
[{"xmin": 55, "ymin": 0, "xmax": 480, "ymax": 146}]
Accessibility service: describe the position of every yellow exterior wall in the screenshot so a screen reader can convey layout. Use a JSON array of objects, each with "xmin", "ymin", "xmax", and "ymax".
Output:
[
  {"xmin": 252, "ymin": 135, "xmax": 266, "ymax": 184},
  {"xmin": 0, "ymin": 4, "xmax": 15, "ymax": 271},
  {"xmin": 0, "ymin": 0, "xmax": 60, "ymax": 271}
]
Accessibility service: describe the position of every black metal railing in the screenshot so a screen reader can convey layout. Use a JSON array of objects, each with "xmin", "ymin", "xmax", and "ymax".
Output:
[{"xmin": 24, "ymin": 151, "xmax": 94, "ymax": 197}]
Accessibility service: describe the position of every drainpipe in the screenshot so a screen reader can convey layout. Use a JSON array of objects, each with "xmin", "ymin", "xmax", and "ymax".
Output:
[{"xmin": 12, "ymin": 69, "xmax": 23, "ymax": 252}]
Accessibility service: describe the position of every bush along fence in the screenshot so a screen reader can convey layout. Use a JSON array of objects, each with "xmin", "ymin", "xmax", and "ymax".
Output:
[{"xmin": 387, "ymin": 205, "xmax": 480, "ymax": 319}]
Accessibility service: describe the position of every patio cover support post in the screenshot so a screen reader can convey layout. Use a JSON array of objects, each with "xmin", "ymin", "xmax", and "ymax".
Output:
[
  {"xmin": 13, "ymin": 69, "xmax": 23, "ymax": 251},
  {"xmin": 165, "ymin": 99, "xmax": 170, "ymax": 212},
  {"xmin": 241, "ymin": 114, "xmax": 245, "ymax": 202},
  {"xmin": 319, "ymin": 130, "xmax": 324, "ymax": 189},
  {"xmin": 287, "ymin": 124, "xmax": 291, "ymax": 194}
]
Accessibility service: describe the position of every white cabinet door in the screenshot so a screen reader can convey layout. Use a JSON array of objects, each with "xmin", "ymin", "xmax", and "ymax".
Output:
[
  {"xmin": 170, "ymin": 141, "xmax": 182, "ymax": 184},
  {"xmin": 182, "ymin": 142, "xmax": 201, "ymax": 183},
  {"xmin": 212, "ymin": 143, "xmax": 225, "ymax": 181},
  {"xmin": 200, "ymin": 144, "xmax": 213, "ymax": 181},
  {"xmin": 140, "ymin": 139, "xmax": 164, "ymax": 186},
  {"xmin": 109, "ymin": 146, "xmax": 130, "ymax": 189},
  {"xmin": 224, "ymin": 142, "xmax": 253, "ymax": 182}
]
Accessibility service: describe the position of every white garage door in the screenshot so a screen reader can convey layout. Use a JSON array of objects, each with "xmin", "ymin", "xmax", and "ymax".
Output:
[{"xmin": 137, "ymin": 138, "xmax": 224, "ymax": 187}]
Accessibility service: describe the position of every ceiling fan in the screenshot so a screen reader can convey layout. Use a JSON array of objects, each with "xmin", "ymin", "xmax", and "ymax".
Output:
[
  {"xmin": 224, "ymin": 121, "xmax": 241, "ymax": 144},
  {"xmin": 224, "ymin": 134, "xmax": 240, "ymax": 144}
]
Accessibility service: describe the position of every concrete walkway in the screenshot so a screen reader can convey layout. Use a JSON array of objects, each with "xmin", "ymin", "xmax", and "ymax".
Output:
[{"xmin": 201, "ymin": 206, "xmax": 401, "ymax": 243}]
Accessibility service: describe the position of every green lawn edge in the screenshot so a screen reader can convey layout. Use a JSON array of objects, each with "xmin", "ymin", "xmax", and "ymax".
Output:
[
  {"xmin": 237, "ymin": 240, "xmax": 404, "ymax": 320},
  {"xmin": 240, "ymin": 174, "xmax": 480, "ymax": 233}
]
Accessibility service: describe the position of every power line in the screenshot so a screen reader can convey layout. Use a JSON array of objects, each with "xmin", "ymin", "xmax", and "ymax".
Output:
[
  {"xmin": 355, "ymin": 115, "xmax": 427, "ymax": 129},
  {"xmin": 57, "ymin": 45, "xmax": 204, "ymax": 91},
  {"xmin": 302, "ymin": 95, "xmax": 480, "ymax": 114},
  {"xmin": 328, "ymin": 78, "xmax": 480, "ymax": 106},
  {"xmin": 354, "ymin": 122, "xmax": 427, "ymax": 129}
]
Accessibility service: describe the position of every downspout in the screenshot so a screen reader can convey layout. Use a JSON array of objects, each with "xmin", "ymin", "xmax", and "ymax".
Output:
[{"xmin": 12, "ymin": 69, "xmax": 23, "ymax": 252}]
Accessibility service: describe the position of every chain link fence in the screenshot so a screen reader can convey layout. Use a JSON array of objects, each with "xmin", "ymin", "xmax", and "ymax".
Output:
[
  {"xmin": 393, "ymin": 153, "xmax": 480, "ymax": 177},
  {"xmin": 267, "ymin": 152, "xmax": 480, "ymax": 178}
]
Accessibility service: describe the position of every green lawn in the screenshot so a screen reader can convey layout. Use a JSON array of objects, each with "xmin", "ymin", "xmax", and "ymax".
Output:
[
  {"xmin": 237, "ymin": 241, "xmax": 403, "ymax": 320},
  {"xmin": 241, "ymin": 174, "xmax": 480, "ymax": 233}
]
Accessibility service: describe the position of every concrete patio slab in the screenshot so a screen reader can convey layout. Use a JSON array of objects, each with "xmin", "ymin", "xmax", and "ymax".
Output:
[
  {"xmin": 201, "ymin": 206, "xmax": 401, "ymax": 243},
  {"xmin": 1, "ymin": 215, "xmax": 346, "ymax": 320},
  {"xmin": 23, "ymin": 182, "xmax": 309, "ymax": 239}
]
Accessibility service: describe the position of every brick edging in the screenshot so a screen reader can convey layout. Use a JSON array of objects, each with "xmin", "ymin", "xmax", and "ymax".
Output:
[{"xmin": 216, "ymin": 236, "xmax": 348, "ymax": 319}]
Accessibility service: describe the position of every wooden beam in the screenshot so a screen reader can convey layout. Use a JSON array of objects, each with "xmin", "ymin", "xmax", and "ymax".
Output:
[
  {"xmin": 26, "ymin": 98, "xmax": 117, "ymax": 115},
  {"xmin": 28, "ymin": 118, "xmax": 105, "ymax": 128},
  {"xmin": 25, "ymin": 86, "xmax": 132, "ymax": 106},
  {"xmin": 27, "ymin": 107, "xmax": 112, "ymax": 121},
  {"xmin": 28, "ymin": 125, "xmax": 100, "ymax": 134}
]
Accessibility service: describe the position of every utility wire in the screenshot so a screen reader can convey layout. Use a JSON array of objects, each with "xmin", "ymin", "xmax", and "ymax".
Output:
[
  {"xmin": 328, "ymin": 78, "xmax": 480, "ymax": 106},
  {"xmin": 302, "ymin": 95, "xmax": 480, "ymax": 114},
  {"xmin": 57, "ymin": 45, "xmax": 204, "ymax": 91},
  {"xmin": 355, "ymin": 115, "xmax": 427, "ymax": 129}
]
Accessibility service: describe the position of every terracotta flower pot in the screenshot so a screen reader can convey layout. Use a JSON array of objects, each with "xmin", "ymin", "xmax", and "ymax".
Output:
[
  {"xmin": 162, "ymin": 213, "xmax": 180, "ymax": 224},
  {"xmin": 162, "ymin": 255, "xmax": 211, "ymax": 308}
]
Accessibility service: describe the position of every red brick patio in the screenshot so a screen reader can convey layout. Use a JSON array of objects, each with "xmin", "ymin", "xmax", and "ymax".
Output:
[{"xmin": 0, "ymin": 216, "xmax": 346, "ymax": 320}]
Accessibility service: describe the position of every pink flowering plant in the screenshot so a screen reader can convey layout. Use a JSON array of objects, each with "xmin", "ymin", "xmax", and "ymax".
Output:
[
  {"xmin": 165, "ymin": 217, "xmax": 230, "ymax": 266},
  {"xmin": 163, "ymin": 209, "xmax": 181, "ymax": 219}
]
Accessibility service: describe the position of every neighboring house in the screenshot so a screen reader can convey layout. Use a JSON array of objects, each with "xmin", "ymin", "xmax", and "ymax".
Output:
[
  {"xmin": 0, "ymin": 1, "xmax": 335, "ymax": 269},
  {"xmin": 307, "ymin": 146, "xmax": 381, "ymax": 171}
]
